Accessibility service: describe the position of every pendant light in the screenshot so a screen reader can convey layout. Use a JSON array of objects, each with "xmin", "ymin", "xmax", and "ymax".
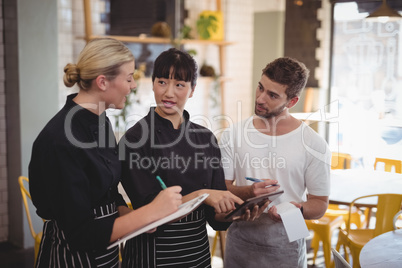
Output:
[{"xmin": 365, "ymin": 0, "xmax": 402, "ymax": 22}]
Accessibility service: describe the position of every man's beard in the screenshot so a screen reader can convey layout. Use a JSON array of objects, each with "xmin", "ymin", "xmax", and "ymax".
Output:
[{"xmin": 255, "ymin": 102, "xmax": 287, "ymax": 119}]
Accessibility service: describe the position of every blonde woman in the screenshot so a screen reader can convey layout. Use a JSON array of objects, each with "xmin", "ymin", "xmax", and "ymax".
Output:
[{"xmin": 29, "ymin": 38, "xmax": 182, "ymax": 267}]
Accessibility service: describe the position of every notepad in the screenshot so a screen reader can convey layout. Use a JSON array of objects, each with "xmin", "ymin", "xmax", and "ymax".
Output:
[
  {"xmin": 276, "ymin": 202, "xmax": 310, "ymax": 242},
  {"xmin": 108, "ymin": 193, "xmax": 209, "ymax": 249}
]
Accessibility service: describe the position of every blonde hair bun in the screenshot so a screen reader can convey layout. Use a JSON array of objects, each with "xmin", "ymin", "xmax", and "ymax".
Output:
[
  {"xmin": 63, "ymin": 38, "xmax": 134, "ymax": 90},
  {"xmin": 63, "ymin": 63, "xmax": 80, "ymax": 87}
]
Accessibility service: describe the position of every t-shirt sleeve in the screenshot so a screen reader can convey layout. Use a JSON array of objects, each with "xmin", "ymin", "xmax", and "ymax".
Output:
[
  {"xmin": 305, "ymin": 133, "xmax": 332, "ymax": 197},
  {"xmin": 219, "ymin": 127, "xmax": 235, "ymax": 181}
]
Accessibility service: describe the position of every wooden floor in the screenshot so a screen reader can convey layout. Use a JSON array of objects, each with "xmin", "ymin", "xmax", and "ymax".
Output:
[
  {"xmin": 0, "ymin": 230, "xmax": 330, "ymax": 268},
  {"xmin": 0, "ymin": 242, "xmax": 34, "ymax": 268}
]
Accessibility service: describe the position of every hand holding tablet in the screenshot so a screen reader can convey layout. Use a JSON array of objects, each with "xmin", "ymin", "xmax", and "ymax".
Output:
[{"xmin": 224, "ymin": 190, "xmax": 284, "ymax": 220}]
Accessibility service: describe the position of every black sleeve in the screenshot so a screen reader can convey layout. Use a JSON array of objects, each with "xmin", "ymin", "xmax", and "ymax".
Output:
[
  {"xmin": 119, "ymin": 126, "xmax": 161, "ymax": 209},
  {"xmin": 204, "ymin": 135, "xmax": 232, "ymax": 231},
  {"xmin": 30, "ymin": 143, "xmax": 116, "ymax": 251}
]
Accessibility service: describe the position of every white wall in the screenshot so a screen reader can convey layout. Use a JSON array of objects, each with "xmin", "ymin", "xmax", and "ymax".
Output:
[
  {"xmin": 252, "ymin": 11, "xmax": 285, "ymax": 110},
  {"xmin": 17, "ymin": 0, "xmax": 59, "ymax": 248},
  {"xmin": 253, "ymin": 0, "xmax": 285, "ymax": 12}
]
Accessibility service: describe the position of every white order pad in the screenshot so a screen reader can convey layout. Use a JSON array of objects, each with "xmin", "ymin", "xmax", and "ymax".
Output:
[
  {"xmin": 107, "ymin": 193, "xmax": 209, "ymax": 249},
  {"xmin": 276, "ymin": 202, "xmax": 310, "ymax": 242}
]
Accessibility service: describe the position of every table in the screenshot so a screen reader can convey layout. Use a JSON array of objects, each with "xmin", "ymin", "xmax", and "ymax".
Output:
[
  {"xmin": 330, "ymin": 169, "xmax": 402, "ymax": 206},
  {"xmin": 359, "ymin": 229, "xmax": 402, "ymax": 268}
]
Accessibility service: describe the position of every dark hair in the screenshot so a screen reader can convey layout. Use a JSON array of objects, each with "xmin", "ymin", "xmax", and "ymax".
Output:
[
  {"xmin": 152, "ymin": 48, "xmax": 198, "ymax": 88},
  {"xmin": 262, "ymin": 57, "xmax": 309, "ymax": 99}
]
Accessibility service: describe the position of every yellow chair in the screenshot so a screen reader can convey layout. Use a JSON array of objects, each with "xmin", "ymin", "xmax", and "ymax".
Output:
[
  {"xmin": 374, "ymin": 157, "xmax": 402, "ymax": 173},
  {"xmin": 211, "ymin": 230, "xmax": 226, "ymax": 260},
  {"xmin": 335, "ymin": 193, "xmax": 402, "ymax": 268},
  {"xmin": 393, "ymin": 210, "xmax": 402, "ymax": 230},
  {"xmin": 327, "ymin": 152, "xmax": 363, "ymax": 228},
  {"xmin": 328, "ymin": 153, "xmax": 361, "ymax": 227},
  {"xmin": 307, "ymin": 152, "xmax": 363, "ymax": 267},
  {"xmin": 331, "ymin": 152, "xmax": 352, "ymax": 170},
  {"xmin": 18, "ymin": 176, "xmax": 43, "ymax": 265},
  {"xmin": 306, "ymin": 215, "xmax": 344, "ymax": 268}
]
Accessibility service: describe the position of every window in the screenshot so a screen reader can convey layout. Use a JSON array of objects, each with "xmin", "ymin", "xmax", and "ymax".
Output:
[{"xmin": 329, "ymin": 2, "xmax": 402, "ymax": 168}]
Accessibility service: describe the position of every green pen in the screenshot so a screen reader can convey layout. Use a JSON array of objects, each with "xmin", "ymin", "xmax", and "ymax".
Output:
[{"xmin": 156, "ymin": 175, "xmax": 167, "ymax": 190}]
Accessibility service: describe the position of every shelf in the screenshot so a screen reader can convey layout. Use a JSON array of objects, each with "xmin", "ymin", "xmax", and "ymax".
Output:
[
  {"xmin": 87, "ymin": 35, "xmax": 235, "ymax": 46},
  {"xmin": 82, "ymin": 0, "xmax": 230, "ymax": 127}
]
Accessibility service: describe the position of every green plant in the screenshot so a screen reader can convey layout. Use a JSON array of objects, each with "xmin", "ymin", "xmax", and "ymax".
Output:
[
  {"xmin": 196, "ymin": 14, "xmax": 218, "ymax": 40},
  {"xmin": 180, "ymin": 25, "xmax": 193, "ymax": 39},
  {"xmin": 170, "ymin": 25, "xmax": 197, "ymax": 57}
]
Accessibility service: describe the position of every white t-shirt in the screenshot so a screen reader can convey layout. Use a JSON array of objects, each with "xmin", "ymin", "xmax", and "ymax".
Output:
[{"xmin": 219, "ymin": 116, "xmax": 331, "ymax": 206}]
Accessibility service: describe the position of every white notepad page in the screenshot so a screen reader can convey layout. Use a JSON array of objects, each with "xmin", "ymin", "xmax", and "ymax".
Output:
[
  {"xmin": 276, "ymin": 202, "xmax": 310, "ymax": 242},
  {"xmin": 108, "ymin": 193, "xmax": 209, "ymax": 249}
]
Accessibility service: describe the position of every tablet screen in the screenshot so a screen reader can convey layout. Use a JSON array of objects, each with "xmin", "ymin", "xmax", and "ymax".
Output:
[{"xmin": 224, "ymin": 190, "xmax": 284, "ymax": 219}]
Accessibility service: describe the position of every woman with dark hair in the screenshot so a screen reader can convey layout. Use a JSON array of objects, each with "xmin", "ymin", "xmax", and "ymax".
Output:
[{"xmin": 119, "ymin": 48, "xmax": 271, "ymax": 267}]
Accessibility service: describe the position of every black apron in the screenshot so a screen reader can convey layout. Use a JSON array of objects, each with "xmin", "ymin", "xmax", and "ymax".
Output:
[
  {"xmin": 35, "ymin": 202, "xmax": 120, "ymax": 268},
  {"xmin": 122, "ymin": 206, "xmax": 211, "ymax": 268}
]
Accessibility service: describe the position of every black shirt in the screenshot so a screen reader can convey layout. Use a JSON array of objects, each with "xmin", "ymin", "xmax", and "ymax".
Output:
[
  {"xmin": 29, "ymin": 94, "xmax": 126, "ymax": 251},
  {"xmin": 120, "ymin": 107, "xmax": 230, "ymax": 230},
  {"xmin": 119, "ymin": 108, "xmax": 231, "ymax": 267}
]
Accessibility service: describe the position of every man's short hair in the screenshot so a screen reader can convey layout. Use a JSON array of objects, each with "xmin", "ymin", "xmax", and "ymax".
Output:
[{"xmin": 262, "ymin": 57, "xmax": 310, "ymax": 100}]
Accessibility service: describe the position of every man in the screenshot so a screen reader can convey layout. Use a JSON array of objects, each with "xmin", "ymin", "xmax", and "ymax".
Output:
[{"xmin": 219, "ymin": 57, "xmax": 331, "ymax": 267}]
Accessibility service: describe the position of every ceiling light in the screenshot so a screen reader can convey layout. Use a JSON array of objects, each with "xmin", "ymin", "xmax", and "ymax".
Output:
[{"xmin": 365, "ymin": 0, "xmax": 402, "ymax": 22}]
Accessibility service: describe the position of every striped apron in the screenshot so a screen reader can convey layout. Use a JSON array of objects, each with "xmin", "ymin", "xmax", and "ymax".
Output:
[
  {"xmin": 35, "ymin": 203, "xmax": 120, "ymax": 268},
  {"xmin": 122, "ymin": 206, "xmax": 211, "ymax": 268}
]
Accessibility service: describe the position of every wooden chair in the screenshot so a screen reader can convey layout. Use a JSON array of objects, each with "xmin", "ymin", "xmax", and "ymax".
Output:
[
  {"xmin": 331, "ymin": 248, "xmax": 351, "ymax": 268},
  {"xmin": 374, "ymin": 157, "xmax": 402, "ymax": 173},
  {"xmin": 335, "ymin": 193, "xmax": 402, "ymax": 268},
  {"xmin": 18, "ymin": 176, "xmax": 43, "ymax": 265}
]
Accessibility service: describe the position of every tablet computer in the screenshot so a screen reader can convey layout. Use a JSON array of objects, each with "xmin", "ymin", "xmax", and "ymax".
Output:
[{"xmin": 224, "ymin": 190, "xmax": 284, "ymax": 219}]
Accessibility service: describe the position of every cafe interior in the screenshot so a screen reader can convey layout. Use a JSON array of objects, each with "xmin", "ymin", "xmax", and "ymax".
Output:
[{"xmin": 1, "ymin": 0, "xmax": 402, "ymax": 267}]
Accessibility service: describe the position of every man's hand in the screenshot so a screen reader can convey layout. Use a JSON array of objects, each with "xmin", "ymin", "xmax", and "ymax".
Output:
[
  {"xmin": 225, "ymin": 179, "xmax": 280, "ymax": 201},
  {"xmin": 234, "ymin": 200, "xmax": 270, "ymax": 221},
  {"xmin": 267, "ymin": 205, "xmax": 282, "ymax": 222},
  {"xmin": 250, "ymin": 180, "xmax": 280, "ymax": 197}
]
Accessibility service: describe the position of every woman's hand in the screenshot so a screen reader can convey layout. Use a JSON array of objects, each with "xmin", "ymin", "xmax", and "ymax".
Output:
[
  {"xmin": 204, "ymin": 190, "xmax": 243, "ymax": 213},
  {"xmin": 150, "ymin": 186, "xmax": 183, "ymax": 218}
]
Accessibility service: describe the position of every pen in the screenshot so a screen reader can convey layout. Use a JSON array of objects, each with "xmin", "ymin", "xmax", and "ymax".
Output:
[
  {"xmin": 245, "ymin": 177, "xmax": 278, "ymax": 186},
  {"xmin": 245, "ymin": 177, "xmax": 263, "ymax": 182},
  {"xmin": 156, "ymin": 175, "xmax": 167, "ymax": 190}
]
